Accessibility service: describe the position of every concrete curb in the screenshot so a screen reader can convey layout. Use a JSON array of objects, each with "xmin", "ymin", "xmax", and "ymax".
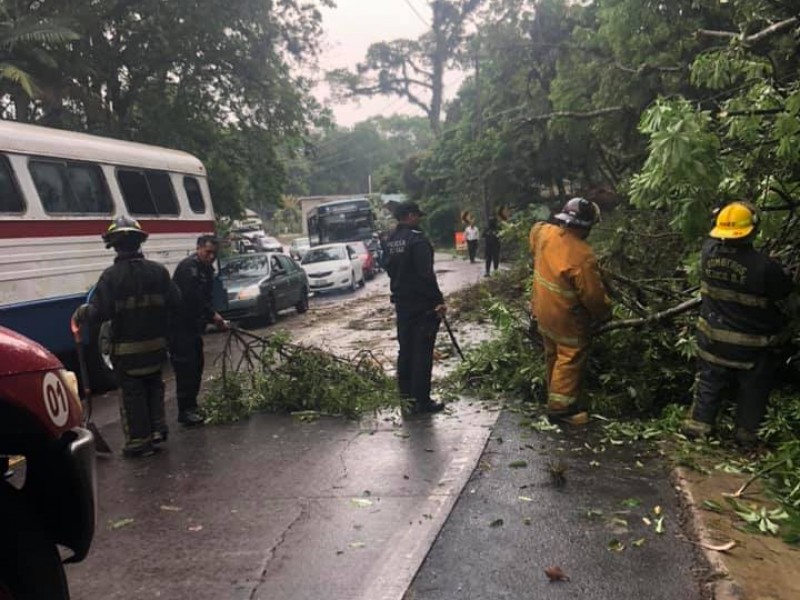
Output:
[{"xmin": 672, "ymin": 467, "xmax": 745, "ymax": 600}]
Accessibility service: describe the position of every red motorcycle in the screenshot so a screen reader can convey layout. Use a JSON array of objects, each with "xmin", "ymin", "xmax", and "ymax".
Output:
[{"xmin": 0, "ymin": 326, "xmax": 96, "ymax": 599}]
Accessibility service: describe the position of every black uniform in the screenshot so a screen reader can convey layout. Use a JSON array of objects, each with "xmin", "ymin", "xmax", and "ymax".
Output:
[
  {"xmin": 386, "ymin": 223, "xmax": 444, "ymax": 409},
  {"xmin": 86, "ymin": 251, "xmax": 181, "ymax": 453},
  {"xmin": 170, "ymin": 254, "xmax": 216, "ymax": 417},
  {"xmin": 691, "ymin": 238, "xmax": 794, "ymax": 435},
  {"xmin": 483, "ymin": 225, "xmax": 500, "ymax": 275}
]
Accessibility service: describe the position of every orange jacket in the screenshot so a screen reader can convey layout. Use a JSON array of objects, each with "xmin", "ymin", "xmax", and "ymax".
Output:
[{"xmin": 529, "ymin": 222, "xmax": 611, "ymax": 346}]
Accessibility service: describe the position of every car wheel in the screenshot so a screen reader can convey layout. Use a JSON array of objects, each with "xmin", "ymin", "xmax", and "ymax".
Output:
[
  {"xmin": 0, "ymin": 482, "xmax": 71, "ymax": 600},
  {"xmin": 366, "ymin": 268, "xmax": 375, "ymax": 281},
  {"xmin": 359, "ymin": 274, "xmax": 366, "ymax": 287},
  {"xmin": 296, "ymin": 287, "xmax": 309, "ymax": 314},
  {"xmin": 263, "ymin": 295, "xmax": 278, "ymax": 325}
]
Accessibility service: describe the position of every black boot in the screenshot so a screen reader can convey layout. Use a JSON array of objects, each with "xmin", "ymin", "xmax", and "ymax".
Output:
[{"xmin": 178, "ymin": 409, "xmax": 205, "ymax": 426}]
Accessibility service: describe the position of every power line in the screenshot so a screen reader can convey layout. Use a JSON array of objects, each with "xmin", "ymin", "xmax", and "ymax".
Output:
[{"xmin": 402, "ymin": 0, "xmax": 429, "ymax": 27}]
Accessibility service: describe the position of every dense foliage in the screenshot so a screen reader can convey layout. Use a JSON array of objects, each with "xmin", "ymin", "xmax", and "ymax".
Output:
[{"xmin": 1, "ymin": 0, "xmax": 333, "ymax": 216}]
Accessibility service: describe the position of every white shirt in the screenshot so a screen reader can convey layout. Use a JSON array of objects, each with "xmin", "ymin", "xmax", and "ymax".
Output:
[{"xmin": 465, "ymin": 225, "xmax": 479, "ymax": 241}]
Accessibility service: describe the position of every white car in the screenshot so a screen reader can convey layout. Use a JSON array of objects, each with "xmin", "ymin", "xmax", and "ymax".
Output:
[{"xmin": 301, "ymin": 243, "xmax": 365, "ymax": 293}]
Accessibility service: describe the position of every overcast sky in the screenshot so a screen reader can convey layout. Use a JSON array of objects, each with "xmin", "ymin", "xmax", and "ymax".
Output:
[{"xmin": 315, "ymin": 0, "xmax": 456, "ymax": 127}]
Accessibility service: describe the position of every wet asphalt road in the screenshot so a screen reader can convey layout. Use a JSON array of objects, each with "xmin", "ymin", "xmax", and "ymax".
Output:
[
  {"xmin": 63, "ymin": 255, "xmax": 703, "ymax": 599},
  {"xmin": 405, "ymin": 412, "xmax": 704, "ymax": 600},
  {"xmin": 66, "ymin": 256, "xmax": 501, "ymax": 600}
]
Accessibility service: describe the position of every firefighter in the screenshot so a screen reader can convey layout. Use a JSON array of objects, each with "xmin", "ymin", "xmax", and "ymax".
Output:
[
  {"xmin": 386, "ymin": 202, "xmax": 446, "ymax": 415},
  {"xmin": 529, "ymin": 197, "xmax": 611, "ymax": 425},
  {"xmin": 73, "ymin": 217, "xmax": 181, "ymax": 458},
  {"xmin": 170, "ymin": 235, "xmax": 229, "ymax": 426},
  {"xmin": 683, "ymin": 202, "xmax": 794, "ymax": 446}
]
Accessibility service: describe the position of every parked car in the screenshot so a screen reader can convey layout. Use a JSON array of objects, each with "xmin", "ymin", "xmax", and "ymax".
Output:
[
  {"xmin": 0, "ymin": 326, "xmax": 96, "ymax": 598},
  {"xmin": 218, "ymin": 252, "xmax": 309, "ymax": 324},
  {"xmin": 347, "ymin": 241, "xmax": 376, "ymax": 280},
  {"xmin": 233, "ymin": 228, "xmax": 283, "ymax": 253},
  {"xmin": 301, "ymin": 243, "xmax": 365, "ymax": 294},
  {"xmin": 289, "ymin": 237, "xmax": 311, "ymax": 261}
]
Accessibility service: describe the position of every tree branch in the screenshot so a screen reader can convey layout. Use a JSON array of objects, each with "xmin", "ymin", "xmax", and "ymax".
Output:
[
  {"xmin": 596, "ymin": 297, "xmax": 701, "ymax": 334},
  {"xmin": 614, "ymin": 62, "xmax": 684, "ymax": 75},
  {"xmin": 697, "ymin": 17, "xmax": 798, "ymax": 45},
  {"xmin": 522, "ymin": 106, "xmax": 627, "ymax": 123}
]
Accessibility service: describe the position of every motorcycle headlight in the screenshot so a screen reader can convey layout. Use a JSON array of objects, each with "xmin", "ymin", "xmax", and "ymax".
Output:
[{"xmin": 238, "ymin": 285, "xmax": 261, "ymax": 300}]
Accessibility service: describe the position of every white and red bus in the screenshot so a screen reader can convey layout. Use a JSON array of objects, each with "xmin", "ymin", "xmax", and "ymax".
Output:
[{"xmin": 0, "ymin": 120, "xmax": 216, "ymax": 387}]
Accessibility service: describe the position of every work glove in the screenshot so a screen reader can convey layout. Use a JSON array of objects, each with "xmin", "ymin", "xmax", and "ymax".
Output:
[{"xmin": 72, "ymin": 303, "xmax": 92, "ymax": 326}]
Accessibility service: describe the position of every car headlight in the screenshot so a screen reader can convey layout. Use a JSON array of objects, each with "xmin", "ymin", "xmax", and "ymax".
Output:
[
  {"xmin": 238, "ymin": 285, "xmax": 261, "ymax": 300},
  {"xmin": 337, "ymin": 265, "xmax": 349, "ymax": 272},
  {"xmin": 60, "ymin": 369, "xmax": 82, "ymax": 416}
]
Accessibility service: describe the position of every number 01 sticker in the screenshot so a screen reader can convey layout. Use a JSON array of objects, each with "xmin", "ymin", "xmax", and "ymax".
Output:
[{"xmin": 42, "ymin": 372, "xmax": 69, "ymax": 427}]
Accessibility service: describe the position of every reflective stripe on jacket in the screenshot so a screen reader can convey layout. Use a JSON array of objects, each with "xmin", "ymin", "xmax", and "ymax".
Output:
[
  {"xmin": 529, "ymin": 222, "xmax": 611, "ymax": 346},
  {"xmin": 697, "ymin": 238, "xmax": 793, "ymax": 366},
  {"xmin": 89, "ymin": 252, "xmax": 181, "ymax": 376}
]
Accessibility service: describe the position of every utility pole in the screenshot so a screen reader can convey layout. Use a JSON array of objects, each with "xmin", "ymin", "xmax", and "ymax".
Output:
[{"xmin": 474, "ymin": 39, "xmax": 489, "ymax": 224}]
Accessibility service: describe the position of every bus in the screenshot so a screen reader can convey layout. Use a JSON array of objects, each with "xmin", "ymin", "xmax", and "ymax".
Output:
[
  {"xmin": 0, "ymin": 121, "xmax": 216, "ymax": 388},
  {"xmin": 306, "ymin": 197, "xmax": 376, "ymax": 247}
]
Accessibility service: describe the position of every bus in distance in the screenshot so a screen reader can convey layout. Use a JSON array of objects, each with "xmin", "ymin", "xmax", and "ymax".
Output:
[{"xmin": 306, "ymin": 197, "xmax": 375, "ymax": 247}]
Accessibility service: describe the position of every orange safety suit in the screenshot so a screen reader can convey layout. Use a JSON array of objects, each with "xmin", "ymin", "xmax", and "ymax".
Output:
[{"xmin": 529, "ymin": 222, "xmax": 611, "ymax": 412}]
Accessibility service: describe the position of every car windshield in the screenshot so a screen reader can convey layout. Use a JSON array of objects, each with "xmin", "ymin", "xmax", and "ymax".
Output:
[
  {"xmin": 302, "ymin": 247, "xmax": 346, "ymax": 264},
  {"xmin": 220, "ymin": 255, "xmax": 269, "ymax": 278}
]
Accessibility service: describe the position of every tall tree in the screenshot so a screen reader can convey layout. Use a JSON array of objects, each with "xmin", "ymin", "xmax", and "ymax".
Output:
[
  {"xmin": 327, "ymin": 0, "xmax": 482, "ymax": 134},
  {"xmin": 0, "ymin": 7, "xmax": 77, "ymax": 116},
  {"xmin": 1, "ymin": 0, "xmax": 331, "ymax": 217}
]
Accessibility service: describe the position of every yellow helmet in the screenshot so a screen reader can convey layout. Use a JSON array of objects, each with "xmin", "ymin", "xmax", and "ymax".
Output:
[{"xmin": 710, "ymin": 202, "xmax": 759, "ymax": 240}]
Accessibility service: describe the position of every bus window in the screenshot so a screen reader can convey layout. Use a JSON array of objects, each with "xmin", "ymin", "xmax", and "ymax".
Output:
[
  {"xmin": 183, "ymin": 176, "xmax": 206, "ymax": 213},
  {"xmin": 30, "ymin": 160, "xmax": 112, "ymax": 214},
  {"xmin": 117, "ymin": 169, "xmax": 155, "ymax": 215},
  {"xmin": 146, "ymin": 171, "xmax": 178, "ymax": 215},
  {"xmin": 0, "ymin": 155, "xmax": 24, "ymax": 213},
  {"xmin": 67, "ymin": 164, "xmax": 111, "ymax": 213}
]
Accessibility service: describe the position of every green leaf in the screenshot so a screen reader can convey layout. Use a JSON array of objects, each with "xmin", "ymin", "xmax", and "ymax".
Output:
[
  {"xmin": 508, "ymin": 460, "xmax": 528, "ymax": 469},
  {"xmin": 621, "ymin": 498, "xmax": 642, "ymax": 509}
]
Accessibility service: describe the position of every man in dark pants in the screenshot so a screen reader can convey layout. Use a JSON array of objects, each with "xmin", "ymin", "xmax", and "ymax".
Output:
[
  {"xmin": 682, "ymin": 202, "xmax": 794, "ymax": 446},
  {"xmin": 483, "ymin": 218, "xmax": 501, "ymax": 276},
  {"xmin": 386, "ymin": 202, "xmax": 447, "ymax": 415},
  {"xmin": 73, "ymin": 217, "xmax": 182, "ymax": 458},
  {"xmin": 171, "ymin": 235, "xmax": 229, "ymax": 426}
]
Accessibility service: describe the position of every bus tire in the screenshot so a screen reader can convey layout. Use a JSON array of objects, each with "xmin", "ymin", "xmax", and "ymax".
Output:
[
  {"xmin": 85, "ymin": 321, "xmax": 117, "ymax": 393},
  {"xmin": 0, "ymin": 482, "xmax": 70, "ymax": 600}
]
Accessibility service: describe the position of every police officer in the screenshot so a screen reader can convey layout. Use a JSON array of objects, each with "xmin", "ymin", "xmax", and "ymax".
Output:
[
  {"xmin": 170, "ymin": 235, "xmax": 228, "ymax": 426},
  {"xmin": 683, "ymin": 201, "xmax": 794, "ymax": 446},
  {"xmin": 73, "ymin": 217, "xmax": 181, "ymax": 458},
  {"xmin": 386, "ymin": 202, "xmax": 446, "ymax": 415}
]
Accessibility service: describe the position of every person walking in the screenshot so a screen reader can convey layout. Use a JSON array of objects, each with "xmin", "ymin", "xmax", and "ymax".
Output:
[
  {"xmin": 73, "ymin": 217, "xmax": 181, "ymax": 458},
  {"xmin": 386, "ymin": 202, "xmax": 446, "ymax": 415},
  {"xmin": 464, "ymin": 222, "xmax": 479, "ymax": 264},
  {"xmin": 682, "ymin": 201, "xmax": 794, "ymax": 446},
  {"xmin": 483, "ymin": 218, "xmax": 501, "ymax": 276},
  {"xmin": 170, "ymin": 235, "xmax": 229, "ymax": 426},
  {"xmin": 529, "ymin": 198, "xmax": 611, "ymax": 425}
]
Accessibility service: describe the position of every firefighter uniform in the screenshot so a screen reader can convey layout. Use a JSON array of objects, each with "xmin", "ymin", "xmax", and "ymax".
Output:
[
  {"xmin": 386, "ymin": 205, "xmax": 445, "ymax": 413},
  {"xmin": 77, "ymin": 218, "xmax": 181, "ymax": 457},
  {"xmin": 686, "ymin": 202, "xmax": 794, "ymax": 443},
  {"xmin": 171, "ymin": 253, "xmax": 217, "ymax": 422},
  {"xmin": 529, "ymin": 202, "xmax": 611, "ymax": 421}
]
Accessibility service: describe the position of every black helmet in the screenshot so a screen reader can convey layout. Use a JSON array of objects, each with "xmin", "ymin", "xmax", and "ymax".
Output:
[
  {"xmin": 553, "ymin": 197, "xmax": 600, "ymax": 229},
  {"xmin": 102, "ymin": 216, "xmax": 148, "ymax": 249}
]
